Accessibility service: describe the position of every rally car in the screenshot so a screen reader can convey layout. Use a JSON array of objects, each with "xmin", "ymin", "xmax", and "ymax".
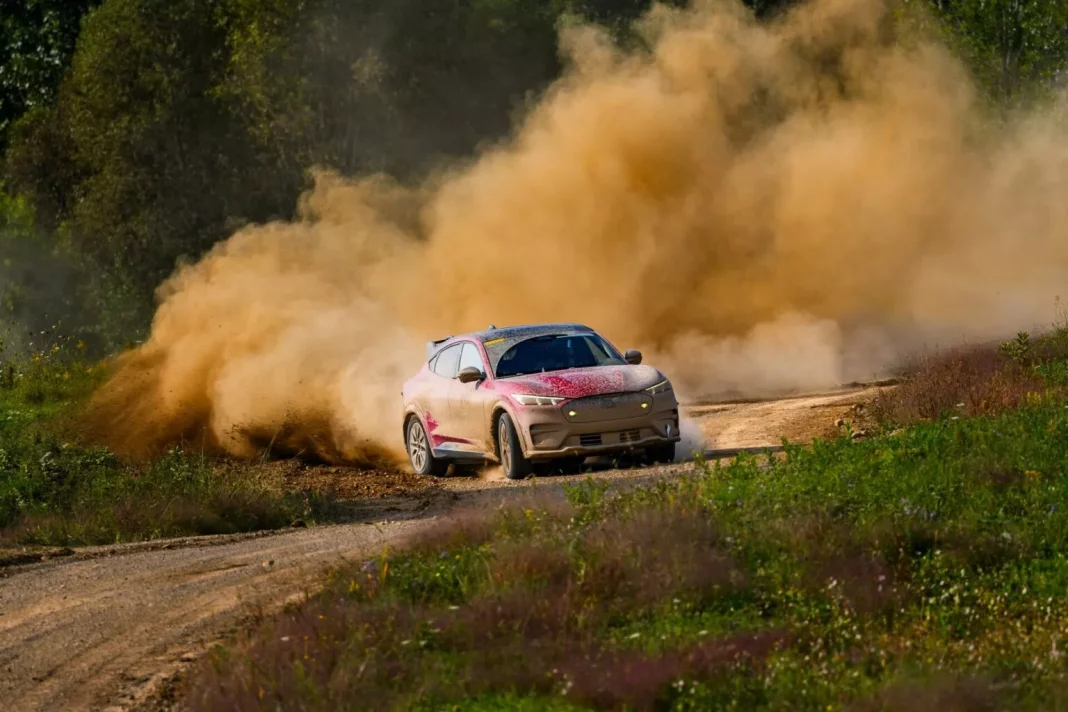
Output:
[{"xmin": 401, "ymin": 323, "xmax": 680, "ymax": 479}]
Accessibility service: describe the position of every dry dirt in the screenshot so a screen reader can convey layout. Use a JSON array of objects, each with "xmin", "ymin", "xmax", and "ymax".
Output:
[
  {"xmin": 688, "ymin": 383, "xmax": 888, "ymax": 450},
  {"xmin": 0, "ymin": 384, "xmax": 884, "ymax": 711}
]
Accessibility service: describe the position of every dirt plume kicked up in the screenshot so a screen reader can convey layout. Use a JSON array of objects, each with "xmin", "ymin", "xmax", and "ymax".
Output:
[{"xmin": 87, "ymin": 0, "xmax": 1068, "ymax": 463}]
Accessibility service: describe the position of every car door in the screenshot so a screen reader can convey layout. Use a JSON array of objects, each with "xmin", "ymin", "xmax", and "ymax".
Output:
[
  {"xmin": 449, "ymin": 341, "xmax": 494, "ymax": 454},
  {"xmin": 424, "ymin": 343, "xmax": 461, "ymax": 448}
]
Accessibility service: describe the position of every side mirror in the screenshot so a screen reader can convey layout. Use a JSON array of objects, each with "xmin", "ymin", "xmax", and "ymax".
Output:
[
  {"xmin": 624, "ymin": 349, "xmax": 642, "ymax": 365},
  {"xmin": 457, "ymin": 366, "xmax": 484, "ymax": 383}
]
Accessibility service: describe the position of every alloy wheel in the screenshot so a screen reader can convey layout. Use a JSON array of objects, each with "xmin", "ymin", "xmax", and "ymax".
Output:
[
  {"xmin": 408, "ymin": 420, "xmax": 428, "ymax": 472},
  {"xmin": 499, "ymin": 418, "xmax": 511, "ymax": 476}
]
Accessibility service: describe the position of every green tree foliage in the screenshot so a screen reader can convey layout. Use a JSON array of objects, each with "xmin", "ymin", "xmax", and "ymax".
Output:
[
  {"xmin": 931, "ymin": 0, "xmax": 1068, "ymax": 106},
  {"xmin": 0, "ymin": 0, "xmax": 99, "ymax": 151}
]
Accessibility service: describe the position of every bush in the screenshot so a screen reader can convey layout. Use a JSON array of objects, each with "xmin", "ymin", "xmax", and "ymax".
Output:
[{"xmin": 872, "ymin": 328, "xmax": 1068, "ymax": 428}]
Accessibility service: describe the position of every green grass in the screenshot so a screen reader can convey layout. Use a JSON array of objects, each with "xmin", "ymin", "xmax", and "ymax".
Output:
[
  {"xmin": 183, "ymin": 336, "xmax": 1068, "ymax": 710},
  {"xmin": 0, "ymin": 342, "xmax": 320, "ymax": 546}
]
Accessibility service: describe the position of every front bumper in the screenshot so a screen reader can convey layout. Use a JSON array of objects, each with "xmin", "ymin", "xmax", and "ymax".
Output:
[{"xmin": 513, "ymin": 391, "xmax": 680, "ymax": 461}]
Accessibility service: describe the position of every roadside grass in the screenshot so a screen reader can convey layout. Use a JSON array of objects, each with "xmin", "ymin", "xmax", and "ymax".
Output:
[
  {"xmin": 185, "ymin": 388, "xmax": 1068, "ymax": 710},
  {"xmin": 872, "ymin": 327, "xmax": 1068, "ymax": 427},
  {"xmin": 0, "ymin": 341, "xmax": 322, "ymax": 546}
]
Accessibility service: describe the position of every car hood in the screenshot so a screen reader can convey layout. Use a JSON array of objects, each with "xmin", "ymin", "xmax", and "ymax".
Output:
[{"xmin": 498, "ymin": 365, "xmax": 663, "ymax": 399}]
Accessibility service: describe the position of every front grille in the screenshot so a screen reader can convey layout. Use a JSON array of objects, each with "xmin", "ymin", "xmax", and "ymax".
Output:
[
  {"xmin": 579, "ymin": 433, "xmax": 603, "ymax": 447},
  {"xmin": 619, "ymin": 429, "xmax": 642, "ymax": 443},
  {"xmin": 564, "ymin": 392, "xmax": 653, "ymax": 423}
]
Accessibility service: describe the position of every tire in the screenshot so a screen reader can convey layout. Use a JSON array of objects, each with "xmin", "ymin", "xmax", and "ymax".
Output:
[
  {"xmin": 497, "ymin": 413, "xmax": 532, "ymax": 480},
  {"xmin": 406, "ymin": 417, "xmax": 449, "ymax": 476},
  {"xmin": 646, "ymin": 441, "xmax": 676, "ymax": 464}
]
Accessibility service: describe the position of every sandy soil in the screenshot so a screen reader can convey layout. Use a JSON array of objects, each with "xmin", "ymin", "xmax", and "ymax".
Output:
[
  {"xmin": 688, "ymin": 384, "xmax": 887, "ymax": 450},
  {"xmin": 0, "ymin": 384, "xmax": 884, "ymax": 711}
]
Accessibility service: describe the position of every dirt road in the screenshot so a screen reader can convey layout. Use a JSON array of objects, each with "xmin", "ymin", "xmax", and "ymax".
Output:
[{"xmin": 0, "ymin": 385, "xmax": 882, "ymax": 711}]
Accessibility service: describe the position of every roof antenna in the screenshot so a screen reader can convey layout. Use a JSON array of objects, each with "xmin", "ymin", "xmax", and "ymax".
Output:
[{"xmin": 487, "ymin": 324, "xmax": 496, "ymax": 330}]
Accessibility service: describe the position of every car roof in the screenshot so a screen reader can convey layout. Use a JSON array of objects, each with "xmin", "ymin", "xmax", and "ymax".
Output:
[
  {"xmin": 470, "ymin": 323, "xmax": 593, "ymax": 344},
  {"xmin": 427, "ymin": 323, "xmax": 597, "ymax": 365}
]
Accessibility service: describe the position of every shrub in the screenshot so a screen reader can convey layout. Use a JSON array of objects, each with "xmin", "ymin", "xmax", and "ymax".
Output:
[{"xmin": 872, "ymin": 328, "xmax": 1068, "ymax": 428}]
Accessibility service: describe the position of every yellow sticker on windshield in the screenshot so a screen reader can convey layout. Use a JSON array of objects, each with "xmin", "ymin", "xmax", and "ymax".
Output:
[{"xmin": 484, "ymin": 337, "xmax": 505, "ymax": 346}]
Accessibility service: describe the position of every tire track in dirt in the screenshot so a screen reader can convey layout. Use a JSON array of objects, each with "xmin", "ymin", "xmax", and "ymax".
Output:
[
  {"xmin": 0, "ymin": 521, "xmax": 430, "ymax": 711},
  {"xmin": 0, "ymin": 385, "xmax": 881, "ymax": 711}
]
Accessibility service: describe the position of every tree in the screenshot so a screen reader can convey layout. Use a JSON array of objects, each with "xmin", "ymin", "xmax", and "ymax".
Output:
[
  {"xmin": 0, "ymin": 0, "xmax": 99, "ymax": 151},
  {"xmin": 932, "ymin": 0, "xmax": 1068, "ymax": 106}
]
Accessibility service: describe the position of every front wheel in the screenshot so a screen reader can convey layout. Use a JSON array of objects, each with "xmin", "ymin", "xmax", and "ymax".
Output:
[
  {"xmin": 497, "ymin": 413, "xmax": 532, "ymax": 480},
  {"xmin": 646, "ymin": 441, "xmax": 676, "ymax": 464},
  {"xmin": 407, "ymin": 417, "xmax": 448, "ymax": 476}
]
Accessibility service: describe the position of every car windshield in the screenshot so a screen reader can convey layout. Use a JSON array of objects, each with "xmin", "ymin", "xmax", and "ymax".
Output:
[{"xmin": 495, "ymin": 333, "xmax": 625, "ymax": 378}]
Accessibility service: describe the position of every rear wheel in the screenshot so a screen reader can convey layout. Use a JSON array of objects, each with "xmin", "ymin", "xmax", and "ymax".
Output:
[
  {"xmin": 646, "ymin": 441, "xmax": 676, "ymax": 464},
  {"xmin": 497, "ymin": 413, "xmax": 532, "ymax": 480},
  {"xmin": 407, "ymin": 417, "xmax": 448, "ymax": 476}
]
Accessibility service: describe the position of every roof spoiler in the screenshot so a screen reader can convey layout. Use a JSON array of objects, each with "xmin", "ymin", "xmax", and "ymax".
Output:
[{"xmin": 426, "ymin": 337, "xmax": 451, "ymax": 360}]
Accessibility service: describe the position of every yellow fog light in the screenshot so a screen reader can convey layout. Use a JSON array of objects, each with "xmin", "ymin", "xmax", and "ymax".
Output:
[
  {"xmin": 568, "ymin": 410, "xmax": 577, "ymax": 417},
  {"xmin": 641, "ymin": 403, "xmax": 649, "ymax": 409}
]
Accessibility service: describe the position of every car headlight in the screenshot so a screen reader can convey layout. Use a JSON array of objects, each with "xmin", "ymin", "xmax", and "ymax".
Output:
[
  {"xmin": 510, "ymin": 393, "xmax": 566, "ymax": 406},
  {"xmin": 645, "ymin": 379, "xmax": 673, "ymax": 396}
]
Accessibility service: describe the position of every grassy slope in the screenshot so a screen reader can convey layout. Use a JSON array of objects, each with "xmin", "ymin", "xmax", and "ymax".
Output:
[
  {"xmin": 184, "ymin": 330, "xmax": 1068, "ymax": 711},
  {"xmin": 0, "ymin": 342, "xmax": 317, "ymax": 546}
]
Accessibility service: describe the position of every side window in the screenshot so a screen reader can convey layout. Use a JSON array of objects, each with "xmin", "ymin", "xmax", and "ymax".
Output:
[
  {"xmin": 432, "ymin": 344, "xmax": 461, "ymax": 378},
  {"xmin": 458, "ymin": 342, "xmax": 486, "ymax": 376}
]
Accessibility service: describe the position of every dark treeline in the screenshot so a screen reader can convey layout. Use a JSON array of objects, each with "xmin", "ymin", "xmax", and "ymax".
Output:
[{"xmin": 0, "ymin": 0, "xmax": 1066, "ymax": 351}]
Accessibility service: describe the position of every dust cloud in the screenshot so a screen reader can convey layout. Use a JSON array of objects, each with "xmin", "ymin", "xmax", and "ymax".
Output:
[{"xmin": 87, "ymin": 0, "xmax": 1068, "ymax": 463}]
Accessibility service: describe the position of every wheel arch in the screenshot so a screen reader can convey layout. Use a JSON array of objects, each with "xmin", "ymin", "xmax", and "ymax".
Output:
[
  {"xmin": 493, "ymin": 401, "xmax": 529, "ymax": 458},
  {"xmin": 490, "ymin": 406, "xmax": 508, "ymax": 459},
  {"xmin": 402, "ymin": 409, "xmax": 423, "ymax": 445}
]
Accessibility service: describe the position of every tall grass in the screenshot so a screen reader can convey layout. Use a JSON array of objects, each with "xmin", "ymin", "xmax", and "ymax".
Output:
[
  {"xmin": 0, "ymin": 339, "xmax": 319, "ymax": 546},
  {"xmin": 872, "ymin": 327, "xmax": 1068, "ymax": 427}
]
